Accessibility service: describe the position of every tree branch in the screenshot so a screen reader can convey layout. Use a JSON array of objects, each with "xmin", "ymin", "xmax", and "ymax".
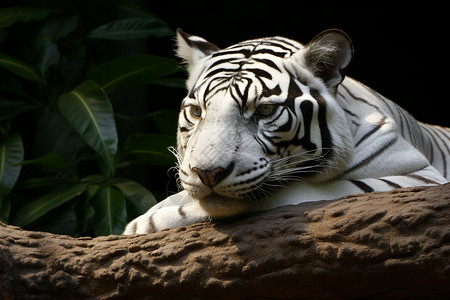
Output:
[{"xmin": 1, "ymin": 183, "xmax": 450, "ymax": 299}]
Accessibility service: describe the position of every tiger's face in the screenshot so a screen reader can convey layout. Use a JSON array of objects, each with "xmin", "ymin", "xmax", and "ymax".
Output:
[{"xmin": 174, "ymin": 29, "xmax": 354, "ymax": 216}]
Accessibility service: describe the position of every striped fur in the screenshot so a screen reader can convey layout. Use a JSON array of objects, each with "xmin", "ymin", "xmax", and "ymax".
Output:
[{"xmin": 124, "ymin": 29, "xmax": 449, "ymax": 234}]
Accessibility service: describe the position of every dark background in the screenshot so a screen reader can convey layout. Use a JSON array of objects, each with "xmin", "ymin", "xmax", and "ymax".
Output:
[
  {"xmin": 147, "ymin": 1, "xmax": 448, "ymax": 127},
  {"xmin": 2, "ymin": 1, "xmax": 448, "ymax": 204}
]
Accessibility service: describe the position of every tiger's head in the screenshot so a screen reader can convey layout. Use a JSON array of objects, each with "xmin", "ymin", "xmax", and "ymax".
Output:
[{"xmin": 174, "ymin": 29, "xmax": 354, "ymax": 217}]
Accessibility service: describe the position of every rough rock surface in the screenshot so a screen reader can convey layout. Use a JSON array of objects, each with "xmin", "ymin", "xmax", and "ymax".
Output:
[{"xmin": 1, "ymin": 183, "xmax": 449, "ymax": 300}]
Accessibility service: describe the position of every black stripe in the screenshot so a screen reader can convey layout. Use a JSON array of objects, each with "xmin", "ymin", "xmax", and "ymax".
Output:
[
  {"xmin": 355, "ymin": 117, "xmax": 388, "ymax": 147},
  {"xmin": 271, "ymin": 108, "xmax": 294, "ymax": 132},
  {"xmin": 339, "ymin": 84, "xmax": 381, "ymax": 112},
  {"xmin": 255, "ymin": 134, "xmax": 275, "ymax": 155},
  {"xmin": 286, "ymin": 77, "xmax": 303, "ymax": 108},
  {"xmin": 178, "ymin": 206, "xmax": 186, "ymax": 218},
  {"xmin": 212, "ymin": 48, "xmax": 253, "ymax": 58},
  {"xmin": 311, "ymin": 89, "xmax": 333, "ymax": 157},
  {"xmin": 350, "ymin": 180, "xmax": 374, "ymax": 193},
  {"xmin": 266, "ymin": 38, "xmax": 300, "ymax": 51},
  {"xmin": 343, "ymin": 108, "xmax": 358, "ymax": 118},
  {"xmin": 232, "ymin": 77, "xmax": 252, "ymax": 109},
  {"xmin": 406, "ymin": 174, "xmax": 439, "ymax": 185},
  {"xmin": 298, "ymin": 100, "xmax": 316, "ymax": 151},
  {"xmin": 435, "ymin": 126, "xmax": 450, "ymax": 139},
  {"xmin": 182, "ymin": 109, "xmax": 194, "ymax": 125},
  {"xmin": 433, "ymin": 126, "xmax": 450, "ymax": 178},
  {"xmin": 422, "ymin": 125, "xmax": 447, "ymax": 178},
  {"xmin": 253, "ymin": 58, "xmax": 281, "ymax": 72},
  {"xmin": 343, "ymin": 137, "xmax": 397, "ymax": 175},
  {"xmin": 204, "ymin": 67, "xmax": 238, "ymax": 80},
  {"xmin": 203, "ymin": 77, "xmax": 229, "ymax": 101},
  {"xmin": 147, "ymin": 214, "xmax": 156, "ymax": 233},
  {"xmin": 379, "ymin": 178, "xmax": 401, "ymax": 189},
  {"xmin": 245, "ymin": 68, "xmax": 272, "ymax": 80},
  {"xmin": 421, "ymin": 125, "xmax": 435, "ymax": 164},
  {"xmin": 253, "ymin": 48, "xmax": 287, "ymax": 57},
  {"xmin": 361, "ymin": 84, "xmax": 396, "ymax": 116},
  {"xmin": 262, "ymin": 84, "xmax": 281, "ymax": 98},
  {"xmin": 206, "ymin": 58, "xmax": 242, "ymax": 71}
]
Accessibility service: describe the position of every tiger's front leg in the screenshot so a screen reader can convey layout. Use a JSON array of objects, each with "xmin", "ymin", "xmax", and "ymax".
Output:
[{"xmin": 123, "ymin": 190, "xmax": 209, "ymax": 234}]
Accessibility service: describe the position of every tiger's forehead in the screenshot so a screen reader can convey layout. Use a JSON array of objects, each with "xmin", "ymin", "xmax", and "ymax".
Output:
[
  {"xmin": 219, "ymin": 36, "xmax": 302, "ymax": 57},
  {"xmin": 189, "ymin": 37, "xmax": 303, "ymax": 106},
  {"xmin": 203, "ymin": 37, "xmax": 301, "ymax": 72}
]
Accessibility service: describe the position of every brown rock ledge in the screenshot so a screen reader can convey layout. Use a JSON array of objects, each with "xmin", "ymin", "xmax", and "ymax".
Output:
[{"xmin": 1, "ymin": 183, "xmax": 449, "ymax": 300}]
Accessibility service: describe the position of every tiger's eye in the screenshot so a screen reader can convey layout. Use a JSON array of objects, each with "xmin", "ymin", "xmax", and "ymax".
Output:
[
  {"xmin": 256, "ymin": 104, "xmax": 278, "ymax": 117},
  {"xmin": 189, "ymin": 105, "xmax": 202, "ymax": 118}
]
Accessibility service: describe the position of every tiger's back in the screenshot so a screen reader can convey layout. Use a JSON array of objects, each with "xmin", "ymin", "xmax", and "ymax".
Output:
[{"xmin": 338, "ymin": 77, "xmax": 449, "ymax": 181}]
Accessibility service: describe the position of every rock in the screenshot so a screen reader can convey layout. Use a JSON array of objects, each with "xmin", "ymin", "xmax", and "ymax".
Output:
[{"xmin": 1, "ymin": 183, "xmax": 449, "ymax": 299}]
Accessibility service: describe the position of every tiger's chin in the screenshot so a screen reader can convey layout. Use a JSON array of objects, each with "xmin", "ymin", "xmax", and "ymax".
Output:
[{"xmin": 191, "ymin": 190, "xmax": 258, "ymax": 218}]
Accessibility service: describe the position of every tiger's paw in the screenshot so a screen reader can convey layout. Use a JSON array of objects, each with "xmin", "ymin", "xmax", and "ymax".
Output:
[{"xmin": 123, "ymin": 196, "xmax": 210, "ymax": 235}]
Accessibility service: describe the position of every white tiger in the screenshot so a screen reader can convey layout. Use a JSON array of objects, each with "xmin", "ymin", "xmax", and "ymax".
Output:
[{"xmin": 123, "ymin": 29, "xmax": 449, "ymax": 234}]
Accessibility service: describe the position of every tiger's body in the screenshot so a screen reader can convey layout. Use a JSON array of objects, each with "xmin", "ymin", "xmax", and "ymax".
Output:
[{"xmin": 123, "ymin": 29, "xmax": 449, "ymax": 234}]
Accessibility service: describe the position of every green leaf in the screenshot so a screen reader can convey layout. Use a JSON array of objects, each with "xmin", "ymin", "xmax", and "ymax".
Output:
[
  {"xmin": 112, "ymin": 178, "xmax": 157, "ymax": 215},
  {"xmin": 116, "ymin": 109, "xmax": 178, "ymax": 135},
  {"xmin": 0, "ymin": 133, "xmax": 24, "ymax": 202},
  {"xmin": 14, "ymin": 177, "xmax": 66, "ymax": 190},
  {"xmin": 87, "ymin": 18, "xmax": 173, "ymax": 41},
  {"xmin": 34, "ymin": 16, "xmax": 78, "ymax": 76},
  {"xmin": 91, "ymin": 185, "xmax": 126, "ymax": 236},
  {"xmin": 36, "ymin": 206, "xmax": 78, "ymax": 236},
  {"xmin": 148, "ymin": 109, "xmax": 179, "ymax": 135},
  {"xmin": 0, "ymin": 197, "xmax": 11, "ymax": 223},
  {"xmin": 58, "ymin": 81, "xmax": 118, "ymax": 172},
  {"xmin": 13, "ymin": 183, "xmax": 87, "ymax": 227},
  {"xmin": 0, "ymin": 6, "xmax": 52, "ymax": 29},
  {"xmin": 118, "ymin": 3, "xmax": 166, "ymax": 21},
  {"xmin": 0, "ymin": 99, "xmax": 39, "ymax": 121},
  {"xmin": 150, "ymin": 77, "xmax": 186, "ymax": 88},
  {"xmin": 124, "ymin": 133, "xmax": 176, "ymax": 167},
  {"xmin": 88, "ymin": 54, "xmax": 179, "ymax": 91},
  {"xmin": 20, "ymin": 152, "xmax": 69, "ymax": 172},
  {"xmin": 0, "ymin": 53, "xmax": 42, "ymax": 81},
  {"xmin": 0, "ymin": 73, "xmax": 35, "ymax": 100}
]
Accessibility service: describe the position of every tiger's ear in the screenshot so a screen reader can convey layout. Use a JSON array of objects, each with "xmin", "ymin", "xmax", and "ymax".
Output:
[
  {"xmin": 297, "ymin": 29, "xmax": 353, "ymax": 88},
  {"xmin": 176, "ymin": 28, "xmax": 220, "ymax": 73}
]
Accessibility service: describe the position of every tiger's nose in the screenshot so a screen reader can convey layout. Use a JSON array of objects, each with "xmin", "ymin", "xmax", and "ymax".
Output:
[{"xmin": 191, "ymin": 164, "xmax": 234, "ymax": 187}]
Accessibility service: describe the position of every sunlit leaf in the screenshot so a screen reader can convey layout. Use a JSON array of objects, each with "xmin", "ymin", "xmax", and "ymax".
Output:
[{"xmin": 58, "ymin": 81, "xmax": 118, "ymax": 172}]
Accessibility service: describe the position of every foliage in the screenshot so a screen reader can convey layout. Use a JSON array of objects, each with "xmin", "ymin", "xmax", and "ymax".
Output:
[{"xmin": 0, "ymin": 1, "xmax": 183, "ymax": 236}]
